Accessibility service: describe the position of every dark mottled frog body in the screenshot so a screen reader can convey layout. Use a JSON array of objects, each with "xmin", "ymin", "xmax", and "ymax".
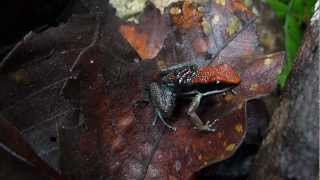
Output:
[{"xmin": 149, "ymin": 63, "xmax": 240, "ymax": 132}]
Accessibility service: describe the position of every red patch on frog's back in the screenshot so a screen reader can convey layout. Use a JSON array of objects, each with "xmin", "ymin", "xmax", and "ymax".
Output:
[{"xmin": 192, "ymin": 64, "xmax": 241, "ymax": 85}]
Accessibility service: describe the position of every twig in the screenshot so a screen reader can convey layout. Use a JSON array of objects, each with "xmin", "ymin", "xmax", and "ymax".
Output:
[
  {"xmin": 69, "ymin": 15, "xmax": 101, "ymax": 72},
  {"xmin": 0, "ymin": 31, "xmax": 34, "ymax": 71}
]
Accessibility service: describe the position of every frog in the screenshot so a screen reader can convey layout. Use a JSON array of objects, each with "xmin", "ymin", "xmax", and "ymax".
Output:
[{"xmin": 148, "ymin": 63, "xmax": 241, "ymax": 132}]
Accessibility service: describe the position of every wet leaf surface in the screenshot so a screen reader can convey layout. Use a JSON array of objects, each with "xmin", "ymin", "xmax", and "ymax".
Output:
[{"xmin": 0, "ymin": 0, "xmax": 285, "ymax": 179}]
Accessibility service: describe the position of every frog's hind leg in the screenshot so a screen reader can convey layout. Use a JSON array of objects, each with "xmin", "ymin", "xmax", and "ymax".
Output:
[
  {"xmin": 186, "ymin": 88, "xmax": 231, "ymax": 132},
  {"xmin": 187, "ymin": 92, "xmax": 220, "ymax": 132},
  {"xmin": 153, "ymin": 109, "xmax": 176, "ymax": 131}
]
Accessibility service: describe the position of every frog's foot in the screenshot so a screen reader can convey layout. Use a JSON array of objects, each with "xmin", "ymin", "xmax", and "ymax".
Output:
[
  {"xmin": 152, "ymin": 109, "xmax": 176, "ymax": 131},
  {"xmin": 193, "ymin": 119, "xmax": 219, "ymax": 132},
  {"xmin": 187, "ymin": 93, "xmax": 221, "ymax": 133}
]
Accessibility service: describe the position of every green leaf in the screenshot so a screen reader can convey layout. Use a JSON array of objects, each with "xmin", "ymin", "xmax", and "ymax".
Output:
[
  {"xmin": 305, "ymin": 0, "xmax": 317, "ymax": 19},
  {"xmin": 278, "ymin": 11, "xmax": 302, "ymax": 89},
  {"xmin": 290, "ymin": 0, "xmax": 305, "ymax": 20},
  {"xmin": 265, "ymin": 0, "xmax": 317, "ymax": 88},
  {"xmin": 289, "ymin": 0, "xmax": 317, "ymax": 22},
  {"xmin": 266, "ymin": 0, "xmax": 288, "ymax": 18},
  {"xmin": 276, "ymin": 0, "xmax": 317, "ymax": 89}
]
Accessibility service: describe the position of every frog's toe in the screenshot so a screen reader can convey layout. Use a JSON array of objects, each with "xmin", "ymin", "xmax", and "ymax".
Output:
[
  {"xmin": 195, "ymin": 119, "xmax": 219, "ymax": 132},
  {"xmin": 208, "ymin": 119, "xmax": 219, "ymax": 128},
  {"xmin": 204, "ymin": 123, "xmax": 216, "ymax": 132},
  {"xmin": 153, "ymin": 109, "xmax": 176, "ymax": 131},
  {"xmin": 195, "ymin": 125, "xmax": 215, "ymax": 132}
]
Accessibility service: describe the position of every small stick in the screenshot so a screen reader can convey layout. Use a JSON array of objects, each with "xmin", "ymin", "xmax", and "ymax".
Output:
[{"xmin": 0, "ymin": 31, "xmax": 34, "ymax": 71}]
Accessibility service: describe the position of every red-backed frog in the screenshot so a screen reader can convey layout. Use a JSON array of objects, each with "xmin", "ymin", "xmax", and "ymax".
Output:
[{"xmin": 149, "ymin": 63, "xmax": 241, "ymax": 132}]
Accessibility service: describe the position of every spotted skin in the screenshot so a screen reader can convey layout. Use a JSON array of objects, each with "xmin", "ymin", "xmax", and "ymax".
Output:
[
  {"xmin": 149, "ymin": 64, "xmax": 241, "ymax": 132},
  {"xmin": 192, "ymin": 64, "xmax": 241, "ymax": 85}
]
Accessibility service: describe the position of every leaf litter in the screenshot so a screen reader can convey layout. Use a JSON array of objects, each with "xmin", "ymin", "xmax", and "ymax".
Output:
[{"xmin": 0, "ymin": 0, "xmax": 285, "ymax": 179}]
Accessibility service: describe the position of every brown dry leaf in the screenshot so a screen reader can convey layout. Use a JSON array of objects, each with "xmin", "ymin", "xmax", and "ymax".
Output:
[
  {"xmin": 119, "ymin": 5, "xmax": 170, "ymax": 60},
  {"xmin": 0, "ymin": 117, "xmax": 63, "ymax": 180},
  {"xmin": 0, "ymin": 0, "xmax": 285, "ymax": 180},
  {"xmin": 229, "ymin": 0, "xmax": 254, "ymax": 17},
  {"xmin": 170, "ymin": 0, "xmax": 203, "ymax": 29},
  {"xmin": 144, "ymin": 96, "xmax": 247, "ymax": 179},
  {"xmin": 150, "ymin": 0, "xmax": 259, "ymax": 70}
]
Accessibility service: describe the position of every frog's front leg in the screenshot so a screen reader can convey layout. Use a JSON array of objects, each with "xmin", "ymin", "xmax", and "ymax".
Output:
[
  {"xmin": 187, "ymin": 93, "xmax": 218, "ymax": 132},
  {"xmin": 149, "ymin": 82, "xmax": 176, "ymax": 131}
]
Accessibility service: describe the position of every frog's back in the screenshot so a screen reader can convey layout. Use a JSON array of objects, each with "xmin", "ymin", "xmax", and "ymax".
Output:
[{"xmin": 192, "ymin": 64, "xmax": 241, "ymax": 85}]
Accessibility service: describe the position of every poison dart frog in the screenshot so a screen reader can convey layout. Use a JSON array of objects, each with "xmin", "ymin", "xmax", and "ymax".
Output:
[{"xmin": 149, "ymin": 63, "xmax": 240, "ymax": 132}]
